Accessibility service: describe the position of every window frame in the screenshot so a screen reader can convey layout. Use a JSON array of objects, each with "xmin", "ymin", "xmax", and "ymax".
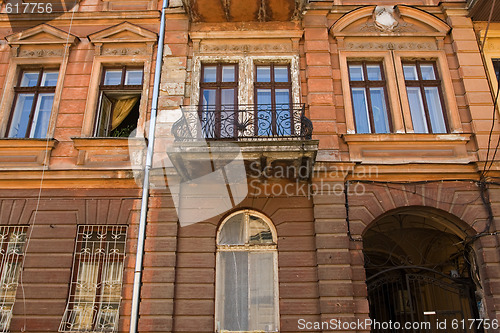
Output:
[
  {"xmin": 340, "ymin": 50, "xmax": 461, "ymax": 134},
  {"xmin": 5, "ymin": 68, "xmax": 59, "ymax": 139},
  {"xmin": 402, "ymin": 60, "xmax": 449, "ymax": 134},
  {"xmin": 199, "ymin": 63, "xmax": 239, "ymax": 139},
  {"xmin": 215, "ymin": 210, "xmax": 279, "ymax": 333},
  {"xmin": 0, "ymin": 226, "xmax": 28, "ymax": 332},
  {"xmin": 59, "ymin": 225, "xmax": 127, "ymax": 333},
  {"xmin": 347, "ymin": 61, "xmax": 393, "ymax": 133},
  {"xmin": 93, "ymin": 65, "xmax": 144, "ymax": 137},
  {"xmin": 254, "ymin": 63, "xmax": 293, "ymax": 136}
]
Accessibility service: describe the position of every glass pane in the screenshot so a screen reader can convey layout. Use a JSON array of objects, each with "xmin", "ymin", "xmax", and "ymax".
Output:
[
  {"xmin": 96, "ymin": 95, "xmax": 112, "ymax": 137},
  {"xmin": 125, "ymin": 70, "xmax": 143, "ymax": 85},
  {"xmin": 30, "ymin": 93, "xmax": 54, "ymax": 138},
  {"xmin": 222, "ymin": 65, "xmax": 236, "ymax": 82},
  {"xmin": 351, "ymin": 88, "xmax": 370, "ymax": 133},
  {"xmin": 221, "ymin": 89, "xmax": 235, "ymax": 138},
  {"xmin": 248, "ymin": 216, "xmax": 273, "ymax": 244},
  {"xmin": 274, "ymin": 66, "xmax": 289, "ymax": 82},
  {"xmin": 403, "ymin": 65, "xmax": 418, "ymax": 80},
  {"xmin": 420, "ymin": 65, "xmax": 436, "ymax": 80},
  {"xmin": 104, "ymin": 70, "xmax": 122, "ymax": 85},
  {"xmin": 349, "ymin": 65, "xmax": 364, "ymax": 81},
  {"xmin": 203, "ymin": 66, "xmax": 217, "ymax": 83},
  {"xmin": 275, "ymin": 89, "xmax": 291, "ymax": 136},
  {"xmin": 20, "ymin": 72, "xmax": 39, "ymax": 87},
  {"xmin": 369, "ymin": 88, "xmax": 390, "ymax": 133},
  {"xmin": 201, "ymin": 90, "xmax": 216, "ymax": 139},
  {"xmin": 257, "ymin": 89, "xmax": 272, "ymax": 136},
  {"xmin": 202, "ymin": 89, "xmax": 216, "ymax": 106},
  {"xmin": 407, "ymin": 87, "xmax": 428, "ymax": 133},
  {"xmin": 41, "ymin": 71, "xmax": 59, "ymax": 87},
  {"xmin": 8, "ymin": 93, "xmax": 35, "ymax": 138},
  {"xmin": 425, "ymin": 87, "xmax": 447, "ymax": 133},
  {"xmin": 256, "ymin": 66, "xmax": 271, "ymax": 82},
  {"xmin": 366, "ymin": 65, "xmax": 382, "ymax": 81},
  {"xmin": 249, "ymin": 252, "xmax": 276, "ymax": 331},
  {"xmin": 218, "ymin": 252, "xmax": 249, "ymax": 331},
  {"xmin": 219, "ymin": 214, "xmax": 245, "ymax": 245}
]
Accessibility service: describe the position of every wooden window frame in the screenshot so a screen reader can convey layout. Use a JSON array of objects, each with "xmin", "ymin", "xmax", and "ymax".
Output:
[
  {"xmin": 93, "ymin": 66, "xmax": 143, "ymax": 137},
  {"xmin": 403, "ymin": 61, "xmax": 449, "ymax": 134},
  {"xmin": 198, "ymin": 63, "xmax": 239, "ymax": 139},
  {"xmin": 5, "ymin": 68, "xmax": 59, "ymax": 138},
  {"xmin": 215, "ymin": 210, "xmax": 279, "ymax": 333},
  {"xmin": 347, "ymin": 61, "xmax": 393, "ymax": 133},
  {"xmin": 253, "ymin": 64, "xmax": 293, "ymax": 136}
]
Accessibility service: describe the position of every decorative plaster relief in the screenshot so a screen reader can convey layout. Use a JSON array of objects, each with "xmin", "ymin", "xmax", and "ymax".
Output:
[
  {"xmin": 101, "ymin": 47, "xmax": 146, "ymax": 56},
  {"xmin": 345, "ymin": 41, "xmax": 437, "ymax": 51},
  {"xmin": 200, "ymin": 43, "xmax": 292, "ymax": 53},
  {"xmin": 18, "ymin": 48, "xmax": 64, "ymax": 57}
]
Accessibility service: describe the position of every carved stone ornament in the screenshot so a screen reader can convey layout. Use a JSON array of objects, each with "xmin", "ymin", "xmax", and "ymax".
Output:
[
  {"xmin": 200, "ymin": 43, "xmax": 292, "ymax": 53},
  {"xmin": 346, "ymin": 41, "xmax": 437, "ymax": 51},
  {"xmin": 18, "ymin": 48, "xmax": 64, "ymax": 57},
  {"xmin": 359, "ymin": 6, "xmax": 417, "ymax": 34},
  {"xmin": 101, "ymin": 47, "xmax": 145, "ymax": 56},
  {"xmin": 374, "ymin": 6, "xmax": 399, "ymax": 32}
]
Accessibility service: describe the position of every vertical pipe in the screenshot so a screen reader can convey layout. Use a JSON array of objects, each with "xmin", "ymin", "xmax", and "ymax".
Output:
[{"xmin": 129, "ymin": 0, "xmax": 169, "ymax": 331}]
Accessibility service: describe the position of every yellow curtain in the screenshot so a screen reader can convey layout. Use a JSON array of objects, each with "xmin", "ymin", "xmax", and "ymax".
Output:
[{"xmin": 111, "ymin": 96, "xmax": 139, "ymax": 130}]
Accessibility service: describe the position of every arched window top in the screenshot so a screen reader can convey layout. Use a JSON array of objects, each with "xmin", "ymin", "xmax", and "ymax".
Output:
[{"xmin": 217, "ymin": 210, "xmax": 277, "ymax": 246}]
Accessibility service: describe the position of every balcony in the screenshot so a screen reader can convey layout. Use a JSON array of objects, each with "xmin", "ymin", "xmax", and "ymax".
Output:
[
  {"xmin": 168, "ymin": 104, "xmax": 318, "ymax": 181},
  {"xmin": 172, "ymin": 104, "xmax": 312, "ymax": 141}
]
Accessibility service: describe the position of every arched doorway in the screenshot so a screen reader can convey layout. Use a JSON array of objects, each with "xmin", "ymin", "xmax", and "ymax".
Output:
[{"xmin": 363, "ymin": 208, "xmax": 483, "ymax": 332}]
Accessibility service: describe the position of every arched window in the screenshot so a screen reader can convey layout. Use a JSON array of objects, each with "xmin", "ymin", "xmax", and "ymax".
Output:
[{"xmin": 215, "ymin": 210, "xmax": 279, "ymax": 332}]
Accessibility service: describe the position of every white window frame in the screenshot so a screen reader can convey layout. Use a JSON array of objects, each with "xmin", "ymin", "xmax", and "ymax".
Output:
[
  {"xmin": 215, "ymin": 210, "xmax": 279, "ymax": 333},
  {"xmin": 59, "ymin": 225, "xmax": 127, "ymax": 333},
  {"xmin": 339, "ymin": 50, "xmax": 462, "ymax": 134},
  {"xmin": 0, "ymin": 226, "xmax": 27, "ymax": 333}
]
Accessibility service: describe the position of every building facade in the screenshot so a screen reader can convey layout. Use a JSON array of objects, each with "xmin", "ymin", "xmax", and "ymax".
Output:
[{"xmin": 1, "ymin": 0, "xmax": 500, "ymax": 332}]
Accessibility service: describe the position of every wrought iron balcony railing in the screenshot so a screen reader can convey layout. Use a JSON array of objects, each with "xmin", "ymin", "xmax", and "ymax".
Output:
[{"xmin": 172, "ymin": 104, "xmax": 313, "ymax": 141}]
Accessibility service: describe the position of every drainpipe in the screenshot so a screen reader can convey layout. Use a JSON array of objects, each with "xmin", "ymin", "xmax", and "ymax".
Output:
[{"xmin": 129, "ymin": 0, "xmax": 169, "ymax": 331}]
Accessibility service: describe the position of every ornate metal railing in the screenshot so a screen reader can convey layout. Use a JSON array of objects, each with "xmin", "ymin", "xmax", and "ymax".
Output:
[{"xmin": 172, "ymin": 104, "xmax": 313, "ymax": 141}]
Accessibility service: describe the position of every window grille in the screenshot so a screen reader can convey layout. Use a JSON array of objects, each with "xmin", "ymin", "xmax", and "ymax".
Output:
[
  {"xmin": 59, "ymin": 225, "xmax": 127, "ymax": 333},
  {"xmin": 0, "ymin": 226, "xmax": 27, "ymax": 332}
]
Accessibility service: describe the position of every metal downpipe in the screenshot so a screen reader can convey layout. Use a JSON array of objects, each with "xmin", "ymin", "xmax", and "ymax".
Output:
[{"xmin": 129, "ymin": 0, "xmax": 169, "ymax": 331}]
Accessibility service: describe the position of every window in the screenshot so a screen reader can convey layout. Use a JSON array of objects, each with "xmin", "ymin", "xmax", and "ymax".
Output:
[
  {"xmin": 348, "ymin": 62, "xmax": 391, "ymax": 134},
  {"xmin": 403, "ymin": 61, "xmax": 448, "ymax": 134},
  {"xmin": 94, "ymin": 66, "xmax": 143, "ymax": 137},
  {"xmin": 6, "ymin": 69, "xmax": 58, "ymax": 138},
  {"xmin": 0, "ymin": 226, "xmax": 27, "ymax": 332},
  {"xmin": 216, "ymin": 211, "xmax": 279, "ymax": 332},
  {"xmin": 254, "ymin": 64, "xmax": 292, "ymax": 136},
  {"xmin": 492, "ymin": 59, "xmax": 500, "ymax": 83},
  {"xmin": 60, "ymin": 225, "xmax": 127, "ymax": 333},
  {"xmin": 199, "ymin": 63, "xmax": 238, "ymax": 139}
]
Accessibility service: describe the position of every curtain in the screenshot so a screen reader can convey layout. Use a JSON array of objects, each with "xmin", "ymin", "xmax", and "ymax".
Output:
[{"xmin": 111, "ymin": 96, "xmax": 139, "ymax": 130}]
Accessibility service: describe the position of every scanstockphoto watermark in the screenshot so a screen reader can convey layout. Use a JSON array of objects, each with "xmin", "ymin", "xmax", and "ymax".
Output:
[
  {"xmin": 247, "ymin": 161, "xmax": 379, "ymax": 180},
  {"xmin": 298, "ymin": 318, "xmax": 432, "ymax": 331},
  {"xmin": 249, "ymin": 179, "xmax": 367, "ymax": 199}
]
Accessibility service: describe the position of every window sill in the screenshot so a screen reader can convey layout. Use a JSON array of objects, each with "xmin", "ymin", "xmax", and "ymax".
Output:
[
  {"xmin": 341, "ymin": 133, "xmax": 473, "ymax": 164},
  {"xmin": 72, "ymin": 137, "xmax": 145, "ymax": 168},
  {"xmin": 0, "ymin": 138, "xmax": 57, "ymax": 169}
]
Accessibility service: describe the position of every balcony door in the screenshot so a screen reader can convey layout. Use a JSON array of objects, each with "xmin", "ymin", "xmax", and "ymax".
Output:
[
  {"xmin": 199, "ymin": 64, "xmax": 238, "ymax": 139},
  {"xmin": 255, "ymin": 64, "xmax": 292, "ymax": 137}
]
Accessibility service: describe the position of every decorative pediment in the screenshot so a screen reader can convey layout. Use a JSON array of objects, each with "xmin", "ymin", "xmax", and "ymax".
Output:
[
  {"xmin": 331, "ymin": 5, "xmax": 450, "ymax": 37},
  {"xmin": 88, "ymin": 22, "xmax": 157, "ymax": 44},
  {"xmin": 5, "ymin": 24, "xmax": 78, "ymax": 46}
]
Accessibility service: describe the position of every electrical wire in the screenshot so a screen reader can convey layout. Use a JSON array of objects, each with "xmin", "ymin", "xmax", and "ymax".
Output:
[{"xmin": 17, "ymin": 2, "xmax": 79, "ymax": 331}]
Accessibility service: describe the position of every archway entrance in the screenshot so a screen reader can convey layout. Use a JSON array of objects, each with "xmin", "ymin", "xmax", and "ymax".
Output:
[{"xmin": 363, "ymin": 209, "xmax": 483, "ymax": 332}]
